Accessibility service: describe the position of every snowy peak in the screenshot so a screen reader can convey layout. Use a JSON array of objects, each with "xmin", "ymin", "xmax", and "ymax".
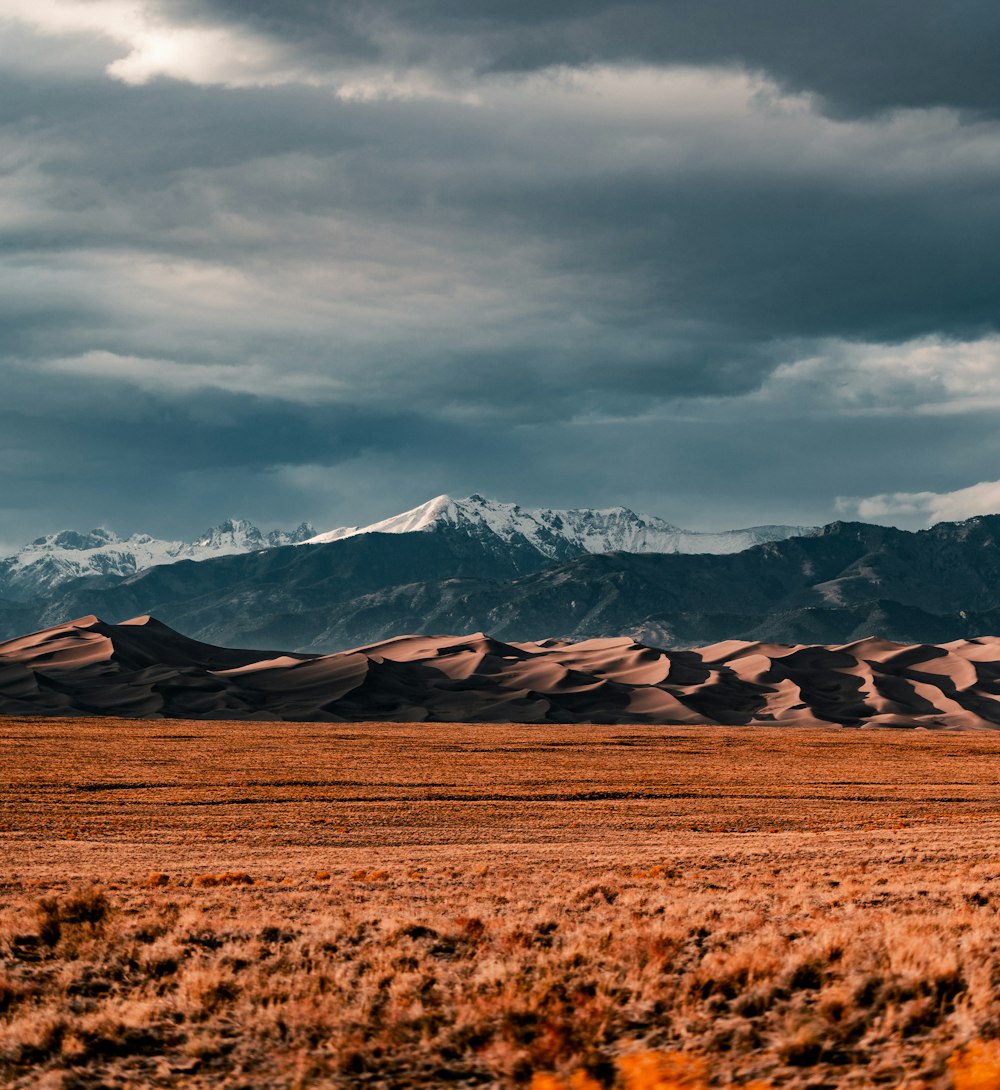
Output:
[
  {"xmin": 0, "ymin": 518, "xmax": 317, "ymax": 600},
  {"xmin": 191, "ymin": 518, "xmax": 315, "ymax": 551},
  {"xmin": 386, "ymin": 494, "xmax": 459, "ymax": 533},
  {"xmin": 195, "ymin": 518, "xmax": 265, "ymax": 551},
  {"xmin": 33, "ymin": 528, "xmax": 121, "ymax": 551},
  {"xmin": 306, "ymin": 495, "xmax": 817, "ymax": 559},
  {"xmin": 186, "ymin": 517, "xmax": 317, "ymax": 555},
  {"xmin": 304, "ymin": 495, "xmax": 458, "ymax": 544}
]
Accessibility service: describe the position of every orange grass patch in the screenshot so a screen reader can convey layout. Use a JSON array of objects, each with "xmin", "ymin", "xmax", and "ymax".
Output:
[{"xmin": 3, "ymin": 719, "xmax": 1000, "ymax": 1087}]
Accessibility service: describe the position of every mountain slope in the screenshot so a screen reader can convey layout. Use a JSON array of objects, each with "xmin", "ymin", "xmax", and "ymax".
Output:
[
  {"xmin": 306, "ymin": 494, "xmax": 818, "ymax": 558},
  {"xmin": 4, "ymin": 614, "xmax": 1000, "ymax": 727},
  {"xmin": 14, "ymin": 515, "xmax": 1000, "ymax": 652}
]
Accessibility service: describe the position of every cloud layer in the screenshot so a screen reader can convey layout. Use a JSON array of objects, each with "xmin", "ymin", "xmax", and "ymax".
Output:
[{"xmin": 1, "ymin": 2, "xmax": 999, "ymax": 541}]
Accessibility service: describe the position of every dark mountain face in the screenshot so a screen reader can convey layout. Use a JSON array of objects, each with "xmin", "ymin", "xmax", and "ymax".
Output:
[{"xmin": 5, "ymin": 516, "xmax": 1000, "ymax": 652}]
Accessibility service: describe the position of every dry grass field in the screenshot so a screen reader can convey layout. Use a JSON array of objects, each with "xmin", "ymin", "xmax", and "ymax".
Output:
[{"xmin": 3, "ymin": 719, "xmax": 1000, "ymax": 1089}]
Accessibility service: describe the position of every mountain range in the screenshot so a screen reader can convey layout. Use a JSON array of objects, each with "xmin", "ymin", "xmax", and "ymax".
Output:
[
  {"xmin": 1, "ymin": 495, "xmax": 999, "ymax": 652},
  {"xmin": 0, "ymin": 495, "xmax": 813, "ymax": 601}
]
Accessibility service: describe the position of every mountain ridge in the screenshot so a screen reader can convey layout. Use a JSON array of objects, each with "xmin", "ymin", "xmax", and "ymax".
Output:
[
  {"xmin": 305, "ymin": 493, "xmax": 818, "ymax": 558},
  {"xmin": 0, "ymin": 518, "xmax": 317, "ymax": 600},
  {"xmin": 5, "ymin": 504, "xmax": 1000, "ymax": 655},
  {"xmin": 0, "ymin": 495, "xmax": 816, "ymax": 603},
  {"xmin": 7, "ymin": 513, "xmax": 1000, "ymax": 653}
]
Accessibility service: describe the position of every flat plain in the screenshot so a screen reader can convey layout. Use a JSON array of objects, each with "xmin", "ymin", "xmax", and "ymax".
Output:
[{"xmin": 3, "ymin": 719, "xmax": 1000, "ymax": 1088}]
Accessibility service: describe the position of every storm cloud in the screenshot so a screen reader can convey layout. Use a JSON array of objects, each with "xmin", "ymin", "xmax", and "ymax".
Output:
[{"xmin": 2, "ymin": 1, "xmax": 1000, "ymax": 543}]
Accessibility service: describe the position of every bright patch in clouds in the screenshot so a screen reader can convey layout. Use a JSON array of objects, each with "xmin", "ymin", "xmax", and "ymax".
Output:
[
  {"xmin": 763, "ymin": 336, "xmax": 1000, "ymax": 416},
  {"xmin": 1, "ymin": 0, "xmax": 471, "ymax": 98},
  {"xmin": 1, "ymin": 0, "xmax": 256, "ymax": 83},
  {"xmin": 47, "ymin": 352, "xmax": 344, "ymax": 402},
  {"xmin": 840, "ymin": 480, "xmax": 1000, "ymax": 527},
  {"xmin": 3, "ymin": 0, "xmax": 315, "ymax": 87}
]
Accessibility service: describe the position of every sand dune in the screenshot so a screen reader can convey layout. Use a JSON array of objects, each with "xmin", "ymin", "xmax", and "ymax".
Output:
[{"xmin": 2, "ymin": 615, "xmax": 1000, "ymax": 726}]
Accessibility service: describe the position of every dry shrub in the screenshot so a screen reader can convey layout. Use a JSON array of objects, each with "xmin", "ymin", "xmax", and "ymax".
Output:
[
  {"xmin": 775, "ymin": 1018, "xmax": 828, "ymax": 1067},
  {"xmin": 0, "ymin": 972, "xmax": 29, "ymax": 1016},
  {"xmin": 144, "ymin": 872, "xmax": 170, "ymax": 888},
  {"xmin": 633, "ymin": 865, "xmax": 680, "ymax": 881},
  {"xmin": 193, "ymin": 872, "xmax": 253, "ymax": 888},
  {"xmin": 814, "ymin": 981, "xmax": 854, "ymax": 1025},
  {"xmin": 179, "ymin": 968, "xmax": 242, "ymax": 1019},
  {"xmin": 34, "ymin": 886, "xmax": 109, "ymax": 947},
  {"xmin": 137, "ymin": 938, "xmax": 183, "ymax": 979},
  {"xmin": 8, "ymin": 1012, "xmax": 65, "ymax": 1062}
]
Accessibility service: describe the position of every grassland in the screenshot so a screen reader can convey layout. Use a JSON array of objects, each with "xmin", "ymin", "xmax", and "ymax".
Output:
[{"xmin": 3, "ymin": 719, "xmax": 1000, "ymax": 1088}]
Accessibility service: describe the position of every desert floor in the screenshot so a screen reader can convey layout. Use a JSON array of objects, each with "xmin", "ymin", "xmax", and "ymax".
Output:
[{"xmin": 3, "ymin": 719, "xmax": 1000, "ymax": 1089}]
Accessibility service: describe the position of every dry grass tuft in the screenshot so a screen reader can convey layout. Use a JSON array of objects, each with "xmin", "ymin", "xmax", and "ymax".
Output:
[
  {"xmin": 32, "ymin": 885, "xmax": 109, "ymax": 949},
  {"xmin": 192, "ymin": 871, "xmax": 253, "ymax": 888}
]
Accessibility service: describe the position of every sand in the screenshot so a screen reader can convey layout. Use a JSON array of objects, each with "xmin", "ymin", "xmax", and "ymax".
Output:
[{"xmin": 1, "ymin": 615, "xmax": 1000, "ymax": 726}]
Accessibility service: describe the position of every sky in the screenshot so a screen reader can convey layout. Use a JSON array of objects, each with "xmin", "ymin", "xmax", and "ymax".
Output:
[{"xmin": 3, "ymin": 1, "xmax": 1000, "ymax": 547}]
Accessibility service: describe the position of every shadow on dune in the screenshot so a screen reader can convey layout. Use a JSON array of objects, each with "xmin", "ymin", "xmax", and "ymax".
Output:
[{"xmin": 2, "ymin": 616, "xmax": 1000, "ymax": 727}]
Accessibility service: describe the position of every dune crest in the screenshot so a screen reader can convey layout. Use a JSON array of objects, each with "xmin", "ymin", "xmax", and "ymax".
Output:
[{"xmin": 1, "ymin": 616, "xmax": 1000, "ymax": 726}]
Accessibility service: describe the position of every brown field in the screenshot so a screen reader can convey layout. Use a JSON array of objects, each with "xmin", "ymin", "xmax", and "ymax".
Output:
[{"xmin": 4, "ymin": 720, "xmax": 1000, "ymax": 1089}]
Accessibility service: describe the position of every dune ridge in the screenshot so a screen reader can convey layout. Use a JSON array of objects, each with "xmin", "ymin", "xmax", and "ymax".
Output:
[{"xmin": 2, "ymin": 615, "xmax": 1000, "ymax": 726}]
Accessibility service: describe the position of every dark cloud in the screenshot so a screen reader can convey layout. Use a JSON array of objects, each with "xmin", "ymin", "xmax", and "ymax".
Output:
[
  {"xmin": 5, "ymin": 66, "xmax": 999, "ymax": 407},
  {"xmin": 0, "ymin": 2, "xmax": 999, "ymax": 542},
  {"xmin": 0, "ymin": 366, "xmax": 479, "ymax": 538},
  {"xmin": 190, "ymin": 0, "xmax": 1000, "ymax": 118}
]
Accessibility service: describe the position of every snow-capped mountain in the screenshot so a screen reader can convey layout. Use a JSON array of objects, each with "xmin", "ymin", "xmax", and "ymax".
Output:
[
  {"xmin": 0, "ymin": 519, "xmax": 316, "ymax": 601},
  {"xmin": 0, "ymin": 496, "xmax": 816, "ymax": 607},
  {"xmin": 306, "ymin": 494, "xmax": 818, "ymax": 559}
]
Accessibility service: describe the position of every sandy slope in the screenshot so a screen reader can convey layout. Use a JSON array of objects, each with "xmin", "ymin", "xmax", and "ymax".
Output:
[{"xmin": 2, "ymin": 615, "xmax": 1000, "ymax": 726}]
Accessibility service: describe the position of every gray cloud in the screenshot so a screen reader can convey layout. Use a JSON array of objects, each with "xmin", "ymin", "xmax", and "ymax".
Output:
[
  {"xmin": 0, "ymin": 3, "xmax": 999, "ymax": 542},
  {"xmin": 186, "ymin": 0, "xmax": 1000, "ymax": 118}
]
